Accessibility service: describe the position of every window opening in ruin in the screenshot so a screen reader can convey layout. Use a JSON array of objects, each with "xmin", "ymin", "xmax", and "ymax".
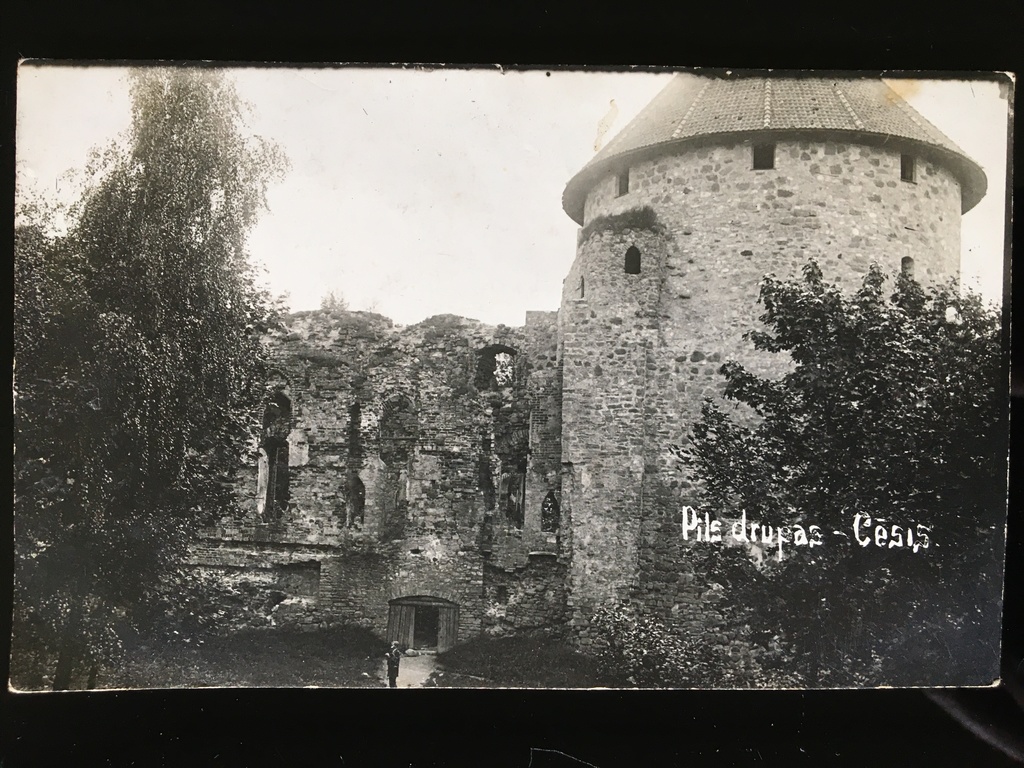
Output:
[
  {"xmin": 346, "ymin": 474, "xmax": 365, "ymax": 527},
  {"xmin": 493, "ymin": 353, "xmax": 514, "ymax": 386},
  {"xmin": 346, "ymin": 399, "xmax": 365, "ymax": 473},
  {"xmin": 260, "ymin": 392, "xmax": 291, "ymax": 519},
  {"xmin": 616, "ymin": 168, "xmax": 630, "ymax": 196},
  {"xmin": 501, "ymin": 462, "xmax": 527, "ymax": 529},
  {"xmin": 380, "ymin": 395, "xmax": 417, "ymax": 466},
  {"xmin": 578, "ymin": 276, "xmax": 585, "ymax": 299},
  {"xmin": 624, "ymin": 246, "xmax": 641, "ymax": 275},
  {"xmin": 901, "ymin": 154, "xmax": 916, "ymax": 182},
  {"xmin": 752, "ymin": 142, "xmax": 775, "ymax": 170},
  {"xmin": 475, "ymin": 346, "xmax": 517, "ymax": 390},
  {"xmin": 901, "ymin": 256, "xmax": 915, "ymax": 279},
  {"xmin": 381, "ymin": 467, "xmax": 408, "ymax": 539},
  {"xmin": 541, "ymin": 491, "xmax": 560, "ymax": 532}
]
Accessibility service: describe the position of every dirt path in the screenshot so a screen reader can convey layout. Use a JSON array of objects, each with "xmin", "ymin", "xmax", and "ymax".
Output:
[
  {"xmin": 378, "ymin": 652, "xmax": 437, "ymax": 688},
  {"xmin": 397, "ymin": 653, "xmax": 436, "ymax": 688}
]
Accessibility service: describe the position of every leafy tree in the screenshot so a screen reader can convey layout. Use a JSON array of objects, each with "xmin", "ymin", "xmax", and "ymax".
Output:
[
  {"xmin": 684, "ymin": 260, "xmax": 1006, "ymax": 686},
  {"xmin": 13, "ymin": 67, "xmax": 287, "ymax": 690}
]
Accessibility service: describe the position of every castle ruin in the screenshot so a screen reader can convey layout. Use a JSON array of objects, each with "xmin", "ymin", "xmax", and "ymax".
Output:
[{"xmin": 193, "ymin": 74, "xmax": 986, "ymax": 655}]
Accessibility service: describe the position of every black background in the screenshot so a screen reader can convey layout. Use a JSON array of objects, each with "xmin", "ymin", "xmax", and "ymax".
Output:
[{"xmin": 2, "ymin": 3, "xmax": 1023, "ymax": 765}]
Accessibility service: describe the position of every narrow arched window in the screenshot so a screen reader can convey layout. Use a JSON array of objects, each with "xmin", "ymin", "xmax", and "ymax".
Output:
[
  {"xmin": 901, "ymin": 256, "xmax": 914, "ymax": 279},
  {"xmin": 541, "ymin": 491, "xmax": 560, "ymax": 532},
  {"xmin": 260, "ymin": 392, "xmax": 292, "ymax": 519},
  {"xmin": 346, "ymin": 474, "xmax": 366, "ymax": 527},
  {"xmin": 501, "ymin": 462, "xmax": 527, "ymax": 530},
  {"xmin": 624, "ymin": 246, "xmax": 641, "ymax": 274},
  {"xmin": 578, "ymin": 276, "xmax": 585, "ymax": 299}
]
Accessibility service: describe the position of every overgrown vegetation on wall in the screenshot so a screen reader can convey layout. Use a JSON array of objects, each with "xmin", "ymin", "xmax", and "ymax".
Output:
[{"xmin": 579, "ymin": 205, "xmax": 666, "ymax": 242}]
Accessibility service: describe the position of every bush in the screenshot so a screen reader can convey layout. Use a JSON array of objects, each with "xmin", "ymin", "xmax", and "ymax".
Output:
[{"xmin": 589, "ymin": 604, "xmax": 730, "ymax": 687}]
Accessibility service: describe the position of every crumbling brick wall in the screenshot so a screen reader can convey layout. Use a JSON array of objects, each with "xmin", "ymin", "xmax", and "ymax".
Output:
[{"xmin": 197, "ymin": 307, "xmax": 565, "ymax": 646}]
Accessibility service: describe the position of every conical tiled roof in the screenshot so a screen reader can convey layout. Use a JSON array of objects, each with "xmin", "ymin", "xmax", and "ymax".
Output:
[{"xmin": 562, "ymin": 75, "xmax": 987, "ymax": 223}]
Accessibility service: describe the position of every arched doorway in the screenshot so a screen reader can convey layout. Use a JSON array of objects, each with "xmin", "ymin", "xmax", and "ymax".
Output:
[{"xmin": 387, "ymin": 596, "xmax": 459, "ymax": 652}]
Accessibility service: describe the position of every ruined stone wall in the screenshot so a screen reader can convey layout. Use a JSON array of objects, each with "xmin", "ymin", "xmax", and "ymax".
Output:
[
  {"xmin": 482, "ymin": 555, "xmax": 569, "ymax": 635},
  {"xmin": 188, "ymin": 539, "xmax": 331, "ymax": 630},
  {"xmin": 317, "ymin": 545, "xmax": 487, "ymax": 641},
  {"xmin": 521, "ymin": 311, "xmax": 563, "ymax": 553},
  {"xmin": 200, "ymin": 308, "xmax": 565, "ymax": 646}
]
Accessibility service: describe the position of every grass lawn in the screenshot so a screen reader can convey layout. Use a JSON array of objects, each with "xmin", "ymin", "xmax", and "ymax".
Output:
[
  {"xmin": 426, "ymin": 629, "xmax": 618, "ymax": 688},
  {"xmin": 102, "ymin": 624, "xmax": 389, "ymax": 690}
]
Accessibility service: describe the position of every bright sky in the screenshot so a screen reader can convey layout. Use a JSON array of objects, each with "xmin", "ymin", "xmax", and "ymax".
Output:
[{"xmin": 16, "ymin": 65, "xmax": 1011, "ymax": 326}]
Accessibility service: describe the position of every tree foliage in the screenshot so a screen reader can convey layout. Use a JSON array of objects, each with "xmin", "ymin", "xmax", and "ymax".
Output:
[
  {"xmin": 13, "ymin": 67, "xmax": 287, "ymax": 690},
  {"xmin": 589, "ymin": 604, "xmax": 727, "ymax": 687},
  {"xmin": 684, "ymin": 260, "xmax": 1006, "ymax": 686}
]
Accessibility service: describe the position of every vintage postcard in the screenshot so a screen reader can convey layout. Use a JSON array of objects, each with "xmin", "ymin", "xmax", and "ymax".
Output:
[{"xmin": 12, "ymin": 64, "xmax": 1012, "ymax": 690}]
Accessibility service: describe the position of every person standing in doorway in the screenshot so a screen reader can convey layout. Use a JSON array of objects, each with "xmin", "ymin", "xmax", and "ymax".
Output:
[{"xmin": 385, "ymin": 641, "xmax": 402, "ymax": 688}]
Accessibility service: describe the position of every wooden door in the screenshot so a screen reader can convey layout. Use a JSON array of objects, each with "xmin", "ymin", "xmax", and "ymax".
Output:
[
  {"xmin": 387, "ymin": 603, "xmax": 415, "ymax": 647},
  {"xmin": 437, "ymin": 605, "xmax": 459, "ymax": 652}
]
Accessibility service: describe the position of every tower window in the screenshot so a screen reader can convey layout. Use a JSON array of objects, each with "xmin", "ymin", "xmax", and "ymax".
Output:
[
  {"xmin": 578, "ymin": 276, "xmax": 585, "ymax": 299},
  {"xmin": 901, "ymin": 256, "xmax": 915, "ymax": 279},
  {"xmin": 752, "ymin": 143, "xmax": 775, "ymax": 170},
  {"xmin": 624, "ymin": 246, "xmax": 641, "ymax": 275},
  {"xmin": 616, "ymin": 169, "xmax": 630, "ymax": 196},
  {"xmin": 901, "ymin": 154, "xmax": 916, "ymax": 182}
]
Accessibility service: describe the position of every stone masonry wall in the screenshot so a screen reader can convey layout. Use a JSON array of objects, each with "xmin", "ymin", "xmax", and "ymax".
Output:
[
  {"xmin": 572, "ymin": 138, "xmax": 962, "ymax": 649},
  {"xmin": 481, "ymin": 556, "xmax": 570, "ymax": 635},
  {"xmin": 198, "ymin": 308, "xmax": 565, "ymax": 646},
  {"xmin": 558, "ymin": 225, "xmax": 671, "ymax": 647},
  {"xmin": 584, "ymin": 139, "xmax": 962, "ymax": 291}
]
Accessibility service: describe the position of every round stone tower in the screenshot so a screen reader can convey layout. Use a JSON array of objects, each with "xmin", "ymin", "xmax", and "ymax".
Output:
[{"xmin": 556, "ymin": 74, "xmax": 987, "ymax": 642}]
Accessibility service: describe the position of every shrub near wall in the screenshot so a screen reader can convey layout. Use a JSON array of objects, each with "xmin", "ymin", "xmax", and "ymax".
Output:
[
  {"xmin": 590, "ymin": 604, "xmax": 804, "ymax": 688},
  {"xmin": 589, "ymin": 604, "xmax": 719, "ymax": 687}
]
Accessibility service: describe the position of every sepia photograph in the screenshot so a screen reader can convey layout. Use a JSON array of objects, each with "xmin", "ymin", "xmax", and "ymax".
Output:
[{"xmin": 11, "ymin": 64, "xmax": 1012, "ymax": 692}]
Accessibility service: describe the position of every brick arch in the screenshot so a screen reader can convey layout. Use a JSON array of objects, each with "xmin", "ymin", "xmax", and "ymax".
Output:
[
  {"xmin": 388, "ymin": 594, "xmax": 459, "ymax": 607},
  {"xmin": 387, "ymin": 581, "xmax": 463, "ymax": 605},
  {"xmin": 375, "ymin": 389, "xmax": 419, "ymax": 411}
]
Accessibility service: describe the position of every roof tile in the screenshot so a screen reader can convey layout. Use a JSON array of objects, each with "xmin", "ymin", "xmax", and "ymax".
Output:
[{"xmin": 564, "ymin": 74, "xmax": 986, "ymax": 222}]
